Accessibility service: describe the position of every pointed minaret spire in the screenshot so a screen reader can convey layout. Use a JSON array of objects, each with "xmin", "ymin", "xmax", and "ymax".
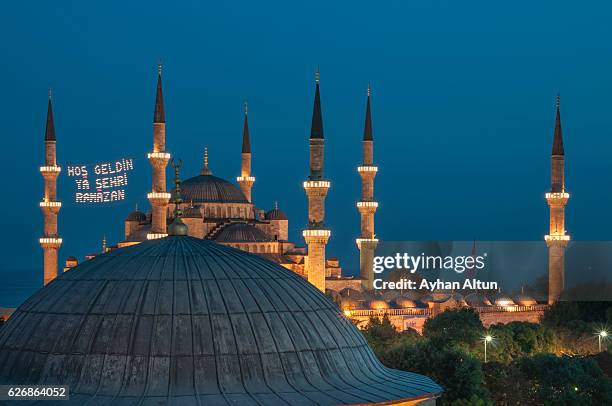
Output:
[
  {"xmin": 147, "ymin": 63, "xmax": 171, "ymax": 239},
  {"xmin": 40, "ymin": 90, "xmax": 62, "ymax": 285},
  {"xmin": 45, "ymin": 89, "xmax": 56, "ymax": 141},
  {"xmin": 154, "ymin": 63, "xmax": 165, "ymax": 123},
  {"xmin": 310, "ymin": 67, "xmax": 324, "ymax": 139},
  {"xmin": 363, "ymin": 83, "xmax": 373, "ymax": 141},
  {"xmin": 552, "ymin": 94, "xmax": 564, "ymax": 156},
  {"xmin": 237, "ymin": 102, "xmax": 255, "ymax": 202},
  {"xmin": 303, "ymin": 65, "xmax": 331, "ymax": 292},
  {"xmin": 546, "ymin": 94, "xmax": 570, "ymax": 304},
  {"xmin": 356, "ymin": 82, "xmax": 379, "ymax": 290},
  {"xmin": 201, "ymin": 147, "xmax": 212, "ymax": 175},
  {"xmin": 242, "ymin": 101, "xmax": 250, "ymax": 153}
]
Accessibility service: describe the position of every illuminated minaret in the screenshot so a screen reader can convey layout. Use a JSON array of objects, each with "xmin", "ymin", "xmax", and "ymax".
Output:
[
  {"xmin": 356, "ymin": 84, "xmax": 379, "ymax": 291},
  {"xmin": 237, "ymin": 102, "xmax": 255, "ymax": 202},
  {"xmin": 545, "ymin": 95, "xmax": 570, "ymax": 304},
  {"xmin": 303, "ymin": 68, "xmax": 331, "ymax": 292},
  {"xmin": 147, "ymin": 64, "xmax": 171, "ymax": 239},
  {"xmin": 39, "ymin": 90, "xmax": 62, "ymax": 285}
]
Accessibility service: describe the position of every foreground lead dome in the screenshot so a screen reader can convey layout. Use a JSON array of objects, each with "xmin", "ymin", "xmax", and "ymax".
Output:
[{"xmin": 0, "ymin": 237, "xmax": 441, "ymax": 405}]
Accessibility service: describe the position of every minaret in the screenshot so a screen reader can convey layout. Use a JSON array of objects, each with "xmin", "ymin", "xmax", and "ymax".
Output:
[
  {"xmin": 237, "ymin": 101, "xmax": 255, "ymax": 202},
  {"xmin": 39, "ymin": 90, "xmax": 62, "ymax": 286},
  {"xmin": 545, "ymin": 95, "xmax": 570, "ymax": 304},
  {"xmin": 303, "ymin": 67, "xmax": 331, "ymax": 292},
  {"xmin": 147, "ymin": 64, "xmax": 171, "ymax": 239},
  {"xmin": 356, "ymin": 83, "xmax": 379, "ymax": 291}
]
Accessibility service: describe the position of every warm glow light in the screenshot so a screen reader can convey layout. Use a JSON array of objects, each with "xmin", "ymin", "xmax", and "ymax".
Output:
[
  {"xmin": 39, "ymin": 165, "xmax": 61, "ymax": 173},
  {"xmin": 39, "ymin": 201, "xmax": 62, "ymax": 208},
  {"xmin": 485, "ymin": 335, "xmax": 493, "ymax": 342},
  {"xmin": 343, "ymin": 310, "xmax": 352, "ymax": 317},
  {"xmin": 237, "ymin": 176, "xmax": 255, "ymax": 182},
  {"xmin": 357, "ymin": 166, "xmax": 378, "ymax": 172},
  {"xmin": 545, "ymin": 192, "xmax": 570, "ymax": 199},
  {"xmin": 148, "ymin": 152, "xmax": 171, "ymax": 159},
  {"xmin": 147, "ymin": 233, "xmax": 168, "ymax": 240},
  {"xmin": 600, "ymin": 331, "xmax": 608, "ymax": 338},
  {"xmin": 147, "ymin": 192, "xmax": 172, "ymax": 200},
  {"xmin": 303, "ymin": 229, "xmax": 331, "ymax": 238},
  {"xmin": 39, "ymin": 237, "xmax": 62, "ymax": 245},
  {"xmin": 357, "ymin": 201, "xmax": 378, "ymax": 208},
  {"xmin": 303, "ymin": 180, "xmax": 331, "ymax": 188},
  {"xmin": 545, "ymin": 235, "xmax": 570, "ymax": 241}
]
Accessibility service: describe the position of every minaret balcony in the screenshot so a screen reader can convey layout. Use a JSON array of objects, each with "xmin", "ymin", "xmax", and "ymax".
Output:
[
  {"xmin": 147, "ymin": 233, "xmax": 168, "ymax": 240},
  {"xmin": 303, "ymin": 229, "xmax": 331, "ymax": 244},
  {"xmin": 147, "ymin": 192, "xmax": 171, "ymax": 201},
  {"xmin": 357, "ymin": 165, "xmax": 378, "ymax": 173},
  {"xmin": 237, "ymin": 176, "xmax": 255, "ymax": 182},
  {"xmin": 147, "ymin": 152, "xmax": 171, "ymax": 160},
  {"xmin": 545, "ymin": 192, "xmax": 570, "ymax": 199},
  {"xmin": 39, "ymin": 165, "xmax": 61, "ymax": 173},
  {"xmin": 356, "ymin": 238, "xmax": 379, "ymax": 249},
  {"xmin": 303, "ymin": 180, "xmax": 331, "ymax": 189},
  {"xmin": 303, "ymin": 229, "xmax": 331, "ymax": 238},
  {"xmin": 545, "ymin": 234, "xmax": 570, "ymax": 242},
  {"xmin": 39, "ymin": 237, "xmax": 63, "ymax": 248},
  {"xmin": 357, "ymin": 201, "xmax": 378, "ymax": 208},
  {"xmin": 39, "ymin": 201, "xmax": 62, "ymax": 208}
]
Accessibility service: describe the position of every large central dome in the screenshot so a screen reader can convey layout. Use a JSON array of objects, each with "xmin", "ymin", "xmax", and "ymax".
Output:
[
  {"xmin": 0, "ymin": 237, "xmax": 441, "ymax": 404},
  {"xmin": 179, "ymin": 174, "xmax": 248, "ymax": 203}
]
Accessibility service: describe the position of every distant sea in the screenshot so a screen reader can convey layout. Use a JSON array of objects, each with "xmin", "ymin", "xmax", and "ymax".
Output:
[{"xmin": 0, "ymin": 269, "xmax": 41, "ymax": 308}]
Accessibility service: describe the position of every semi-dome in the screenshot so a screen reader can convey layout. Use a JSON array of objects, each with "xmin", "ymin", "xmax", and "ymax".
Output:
[
  {"xmin": 215, "ymin": 223, "xmax": 272, "ymax": 242},
  {"xmin": 0, "ymin": 237, "xmax": 441, "ymax": 404},
  {"xmin": 178, "ymin": 174, "xmax": 248, "ymax": 203},
  {"xmin": 125, "ymin": 209, "xmax": 146, "ymax": 222}
]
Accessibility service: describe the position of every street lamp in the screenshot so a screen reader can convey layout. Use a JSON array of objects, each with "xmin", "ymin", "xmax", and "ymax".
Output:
[
  {"xmin": 484, "ymin": 334, "xmax": 493, "ymax": 362},
  {"xmin": 599, "ymin": 330, "xmax": 608, "ymax": 352}
]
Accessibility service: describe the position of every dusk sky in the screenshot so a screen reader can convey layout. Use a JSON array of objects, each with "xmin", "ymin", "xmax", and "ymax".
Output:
[{"xmin": 2, "ymin": 1, "xmax": 612, "ymax": 304}]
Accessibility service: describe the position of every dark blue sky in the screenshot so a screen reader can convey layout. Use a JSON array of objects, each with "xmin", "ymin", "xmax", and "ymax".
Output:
[{"xmin": 2, "ymin": 1, "xmax": 612, "ymax": 297}]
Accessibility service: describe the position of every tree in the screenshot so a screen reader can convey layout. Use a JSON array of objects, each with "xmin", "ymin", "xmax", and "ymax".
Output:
[
  {"xmin": 516, "ymin": 353, "xmax": 612, "ymax": 405},
  {"xmin": 487, "ymin": 322, "xmax": 556, "ymax": 362},
  {"xmin": 423, "ymin": 308, "xmax": 484, "ymax": 350},
  {"xmin": 379, "ymin": 338, "xmax": 489, "ymax": 404}
]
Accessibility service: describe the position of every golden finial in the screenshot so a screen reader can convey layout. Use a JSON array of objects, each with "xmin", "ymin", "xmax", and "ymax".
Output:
[
  {"xmin": 315, "ymin": 65, "xmax": 320, "ymax": 84},
  {"xmin": 274, "ymin": 200, "xmax": 279, "ymax": 210}
]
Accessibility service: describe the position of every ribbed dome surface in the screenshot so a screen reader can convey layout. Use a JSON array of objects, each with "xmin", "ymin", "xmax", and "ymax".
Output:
[
  {"xmin": 178, "ymin": 174, "xmax": 248, "ymax": 203},
  {"xmin": 215, "ymin": 223, "xmax": 272, "ymax": 242},
  {"xmin": 0, "ymin": 237, "xmax": 440, "ymax": 404}
]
